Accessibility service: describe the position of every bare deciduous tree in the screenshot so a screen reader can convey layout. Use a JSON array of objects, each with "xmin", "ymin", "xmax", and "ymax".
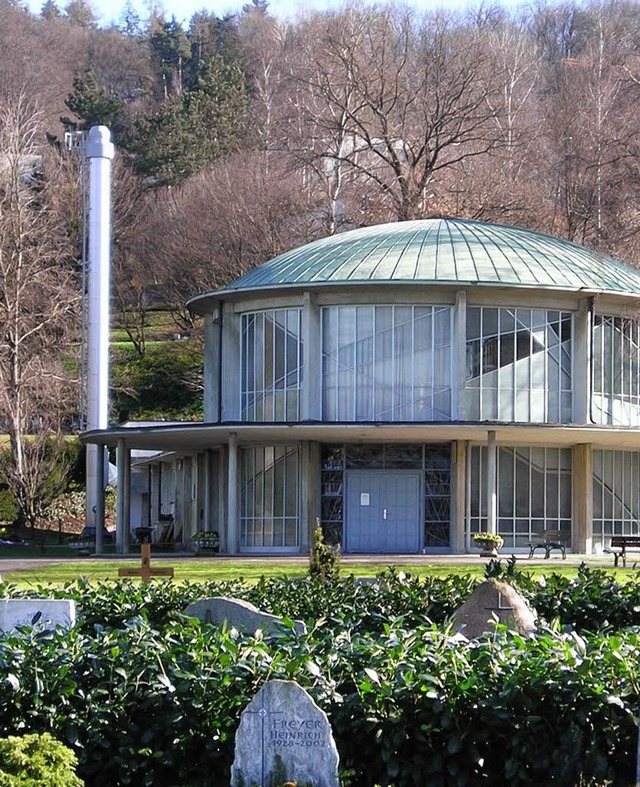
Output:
[
  {"xmin": 0, "ymin": 95, "xmax": 78, "ymax": 527},
  {"xmin": 286, "ymin": 7, "xmax": 504, "ymax": 223}
]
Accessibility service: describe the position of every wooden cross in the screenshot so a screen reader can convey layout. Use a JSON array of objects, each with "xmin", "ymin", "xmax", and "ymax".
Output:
[{"xmin": 118, "ymin": 542, "xmax": 174, "ymax": 583}]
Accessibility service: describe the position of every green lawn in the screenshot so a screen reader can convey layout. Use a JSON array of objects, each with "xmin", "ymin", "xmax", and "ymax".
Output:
[{"xmin": 1, "ymin": 557, "xmax": 637, "ymax": 588}]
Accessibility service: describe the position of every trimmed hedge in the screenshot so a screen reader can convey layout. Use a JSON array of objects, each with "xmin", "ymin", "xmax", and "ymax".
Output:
[{"xmin": 0, "ymin": 567, "xmax": 637, "ymax": 785}]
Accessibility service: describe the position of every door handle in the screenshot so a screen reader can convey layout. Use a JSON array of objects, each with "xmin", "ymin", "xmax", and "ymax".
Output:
[{"xmin": 383, "ymin": 508, "xmax": 388, "ymax": 520}]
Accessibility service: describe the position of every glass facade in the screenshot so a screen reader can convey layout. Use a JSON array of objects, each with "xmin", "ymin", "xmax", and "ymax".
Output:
[
  {"xmin": 322, "ymin": 305, "xmax": 452, "ymax": 421},
  {"xmin": 593, "ymin": 450, "xmax": 640, "ymax": 547},
  {"xmin": 240, "ymin": 445, "xmax": 300, "ymax": 548},
  {"xmin": 465, "ymin": 308, "xmax": 572, "ymax": 422},
  {"xmin": 225, "ymin": 297, "xmax": 640, "ymax": 555},
  {"xmin": 592, "ymin": 315, "xmax": 640, "ymax": 426},
  {"xmin": 241, "ymin": 309, "xmax": 303, "ymax": 422},
  {"xmin": 469, "ymin": 446, "xmax": 572, "ymax": 548}
]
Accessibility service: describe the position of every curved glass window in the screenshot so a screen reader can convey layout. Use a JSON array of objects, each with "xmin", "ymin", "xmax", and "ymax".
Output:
[
  {"xmin": 470, "ymin": 446, "xmax": 572, "ymax": 548},
  {"xmin": 241, "ymin": 309, "xmax": 302, "ymax": 422},
  {"xmin": 322, "ymin": 305, "xmax": 452, "ymax": 421},
  {"xmin": 466, "ymin": 308, "xmax": 572, "ymax": 422},
  {"xmin": 240, "ymin": 445, "xmax": 300, "ymax": 548},
  {"xmin": 593, "ymin": 450, "xmax": 640, "ymax": 547},
  {"xmin": 592, "ymin": 316, "xmax": 640, "ymax": 426}
]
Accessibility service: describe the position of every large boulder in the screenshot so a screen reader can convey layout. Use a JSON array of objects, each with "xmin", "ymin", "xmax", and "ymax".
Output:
[{"xmin": 449, "ymin": 579, "xmax": 536, "ymax": 639}]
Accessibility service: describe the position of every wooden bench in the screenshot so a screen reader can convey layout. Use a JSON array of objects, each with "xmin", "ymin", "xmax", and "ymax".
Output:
[
  {"xmin": 528, "ymin": 530, "xmax": 567, "ymax": 559},
  {"xmin": 606, "ymin": 536, "xmax": 640, "ymax": 567}
]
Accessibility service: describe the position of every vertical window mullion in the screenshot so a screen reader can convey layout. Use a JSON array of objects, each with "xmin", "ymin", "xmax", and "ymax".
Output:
[
  {"xmin": 431, "ymin": 307, "xmax": 436, "ymax": 419},
  {"xmin": 371, "ymin": 307, "xmax": 376, "ymax": 419},
  {"xmin": 512, "ymin": 447, "xmax": 516, "ymax": 542},
  {"xmin": 333, "ymin": 308, "xmax": 339, "ymax": 420},
  {"xmin": 271, "ymin": 312, "xmax": 276, "ymax": 421},
  {"xmin": 479, "ymin": 309, "xmax": 484, "ymax": 419},
  {"xmin": 353, "ymin": 307, "xmax": 358, "ymax": 421},
  {"xmin": 241, "ymin": 316, "xmax": 246, "ymax": 420},
  {"xmin": 610, "ymin": 319, "xmax": 616, "ymax": 404},
  {"xmin": 528, "ymin": 447, "xmax": 533, "ymax": 538},
  {"xmin": 557, "ymin": 450, "xmax": 561, "ymax": 531},
  {"xmin": 297, "ymin": 309, "xmax": 302, "ymax": 420},
  {"xmin": 280, "ymin": 448, "xmax": 285, "ymax": 547},
  {"xmin": 496, "ymin": 309, "xmax": 502, "ymax": 418},
  {"xmin": 391, "ymin": 306, "xmax": 396, "ymax": 420},
  {"xmin": 411, "ymin": 306, "xmax": 416, "ymax": 420},
  {"xmin": 543, "ymin": 320, "xmax": 549, "ymax": 421},
  {"xmin": 543, "ymin": 448, "xmax": 548, "ymax": 532},
  {"xmin": 283, "ymin": 311, "xmax": 289, "ymax": 420},
  {"xmin": 261, "ymin": 448, "xmax": 266, "ymax": 547},
  {"xmin": 259, "ymin": 314, "xmax": 265, "ymax": 421}
]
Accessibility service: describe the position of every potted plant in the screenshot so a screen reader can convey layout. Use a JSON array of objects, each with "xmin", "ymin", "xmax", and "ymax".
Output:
[
  {"xmin": 472, "ymin": 532, "xmax": 504, "ymax": 556},
  {"xmin": 191, "ymin": 531, "xmax": 220, "ymax": 554}
]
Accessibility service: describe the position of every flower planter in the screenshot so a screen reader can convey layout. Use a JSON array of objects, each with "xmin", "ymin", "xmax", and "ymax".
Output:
[
  {"xmin": 191, "ymin": 532, "xmax": 220, "ymax": 554},
  {"xmin": 472, "ymin": 535, "xmax": 504, "ymax": 557}
]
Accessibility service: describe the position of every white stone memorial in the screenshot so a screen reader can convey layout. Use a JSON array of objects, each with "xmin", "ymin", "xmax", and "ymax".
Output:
[
  {"xmin": 231, "ymin": 679, "xmax": 340, "ymax": 787},
  {"xmin": 185, "ymin": 596, "xmax": 306, "ymax": 636},
  {"xmin": 0, "ymin": 599, "xmax": 76, "ymax": 631}
]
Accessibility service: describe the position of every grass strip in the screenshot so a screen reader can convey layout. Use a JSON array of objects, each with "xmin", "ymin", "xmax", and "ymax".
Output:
[{"xmin": 1, "ymin": 559, "xmax": 638, "ymax": 588}]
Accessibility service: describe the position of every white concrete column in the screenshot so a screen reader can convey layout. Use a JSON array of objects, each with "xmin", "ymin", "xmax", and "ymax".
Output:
[
  {"xmin": 227, "ymin": 433, "xmax": 239, "ymax": 555},
  {"xmin": 94, "ymin": 445, "xmax": 105, "ymax": 555},
  {"xmin": 302, "ymin": 293, "xmax": 321, "ymax": 421},
  {"xmin": 115, "ymin": 438, "xmax": 131, "ymax": 554},
  {"xmin": 486, "ymin": 430, "xmax": 497, "ymax": 535},
  {"xmin": 573, "ymin": 443, "xmax": 592, "ymax": 553},
  {"xmin": 301, "ymin": 442, "xmax": 320, "ymax": 553},
  {"xmin": 218, "ymin": 447, "xmax": 227, "ymax": 548},
  {"xmin": 573, "ymin": 299, "xmax": 591, "ymax": 424},
  {"xmin": 203, "ymin": 449, "xmax": 213, "ymax": 532},
  {"xmin": 150, "ymin": 465, "xmax": 160, "ymax": 524},
  {"xmin": 203, "ymin": 310, "xmax": 221, "ymax": 422},
  {"xmin": 123, "ymin": 446, "xmax": 131, "ymax": 553},
  {"xmin": 454, "ymin": 290, "xmax": 467, "ymax": 420},
  {"xmin": 221, "ymin": 303, "xmax": 241, "ymax": 421},
  {"xmin": 452, "ymin": 441, "xmax": 467, "ymax": 553}
]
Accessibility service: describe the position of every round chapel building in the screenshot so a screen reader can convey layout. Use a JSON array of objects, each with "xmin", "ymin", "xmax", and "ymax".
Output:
[{"xmin": 89, "ymin": 218, "xmax": 640, "ymax": 555}]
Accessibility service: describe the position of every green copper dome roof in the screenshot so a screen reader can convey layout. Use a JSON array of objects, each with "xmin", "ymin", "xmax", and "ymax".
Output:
[{"xmin": 211, "ymin": 218, "xmax": 640, "ymax": 297}]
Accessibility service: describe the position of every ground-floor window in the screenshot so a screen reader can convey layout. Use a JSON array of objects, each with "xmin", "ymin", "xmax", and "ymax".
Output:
[
  {"xmin": 240, "ymin": 445, "xmax": 300, "ymax": 548},
  {"xmin": 469, "ymin": 446, "xmax": 572, "ymax": 548},
  {"xmin": 593, "ymin": 450, "xmax": 640, "ymax": 547},
  {"xmin": 320, "ymin": 443, "xmax": 451, "ymax": 550}
]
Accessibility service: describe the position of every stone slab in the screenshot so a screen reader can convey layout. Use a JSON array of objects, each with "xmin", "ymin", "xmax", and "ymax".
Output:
[
  {"xmin": 185, "ymin": 596, "xmax": 306, "ymax": 636},
  {"xmin": 0, "ymin": 599, "xmax": 76, "ymax": 631},
  {"xmin": 231, "ymin": 679, "xmax": 340, "ymax": 787}
]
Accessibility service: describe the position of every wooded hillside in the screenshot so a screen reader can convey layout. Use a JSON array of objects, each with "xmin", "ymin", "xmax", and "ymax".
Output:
[{"xmin": 4, "ymin": 0, "xmax": 640, "ymax": 424}]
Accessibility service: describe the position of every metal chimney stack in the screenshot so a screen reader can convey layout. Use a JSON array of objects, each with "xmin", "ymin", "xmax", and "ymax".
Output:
[{"xmin": 85, "ymin": 126, "xmax": 115, "ymax": 554}]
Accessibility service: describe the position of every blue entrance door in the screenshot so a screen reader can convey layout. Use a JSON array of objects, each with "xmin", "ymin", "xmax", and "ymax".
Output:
[{"xmin": 345, "ymin": 470, "xmax": 422, "ymax": 553}]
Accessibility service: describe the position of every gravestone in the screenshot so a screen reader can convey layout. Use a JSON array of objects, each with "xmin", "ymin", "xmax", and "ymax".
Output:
[
  {"xmin": 185, "ymin": 596, "xmax": 306, "ymax": 636},
  {"xmin": 449, "ymin": 579, "xmax": 536, "ymax": 639},
  {"xmin": 0, "ymin": 599, "xmax": 76, "ymax": 631},
  {"xmin": 231, "ymin": 679, "xmax": 340, "ymax": 787}
]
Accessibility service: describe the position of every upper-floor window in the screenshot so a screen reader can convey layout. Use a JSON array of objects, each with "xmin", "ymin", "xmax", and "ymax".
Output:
[
  {"xmin": 322, "ymin": 305, "xmax": 452, "ymax": 421},
  {"xmin": 241, "ymin": 309, "xmax": 302, "ymax": 422},
  {"xmin": 465, "ymin": 307, "xmax": 572, "ymax": 423},
  {"xmin": 592, "ymin": 315, "xmax": 640, "ymax": 426}
]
